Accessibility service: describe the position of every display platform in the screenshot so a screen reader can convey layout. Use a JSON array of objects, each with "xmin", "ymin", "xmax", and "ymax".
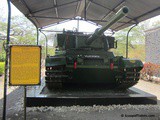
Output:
[{"xmin": 26, "ymin": 78, "xmax": 157, "ymax": 107}]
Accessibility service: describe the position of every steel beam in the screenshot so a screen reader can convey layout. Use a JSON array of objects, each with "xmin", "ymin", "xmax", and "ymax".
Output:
[
  {"xmin": 75, "ymin": 0, "xmax": 92, "ymax": 19},
  {"xmin": 29, "ymin": 15, "xmax": 133, "ymax": 24},
  {"xmin": 21, "ymin": 0, "xmax": 40, "ymax": 27},
  {"xmin": 54, "ymin": 0, "xmax": 58, "ymax": 18}
]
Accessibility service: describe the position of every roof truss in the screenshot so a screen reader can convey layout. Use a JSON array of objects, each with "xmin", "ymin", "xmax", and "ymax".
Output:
[{"xmin": 11, "ymin": 0, "xmax": 160, "ymax": 31}]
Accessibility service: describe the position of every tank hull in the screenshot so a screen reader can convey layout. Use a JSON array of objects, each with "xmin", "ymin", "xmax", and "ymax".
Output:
[
  {"xmin": 67, "ymin": 67, "xmax": 115, "ymax": 83},
  {"xmin": 45, "ymin": 55, "xmax": 143, "ymax": 90}
]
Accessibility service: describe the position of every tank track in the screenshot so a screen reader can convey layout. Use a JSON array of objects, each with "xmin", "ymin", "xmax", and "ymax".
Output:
[
  {"xmin": 45, "ymin": 65, "xmax": 69, "ymax": 90},
  {"xmin": 46, "ymin": 66, "xmax": 141, "ymax": 90},
  {"xmin": 115, "ymin": 68, "xmax": 140, "ymax": 90}
]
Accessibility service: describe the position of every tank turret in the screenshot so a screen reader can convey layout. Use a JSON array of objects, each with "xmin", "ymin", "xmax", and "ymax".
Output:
[{"xmin": 85, "ymin": 6, "xmax": 129, "ymax": 45}]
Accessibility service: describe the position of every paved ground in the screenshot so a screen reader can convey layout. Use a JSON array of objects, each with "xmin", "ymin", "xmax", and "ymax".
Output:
[
  {"xmin": 134, "ymin": 80, "xmax": 160, "ymax": 105},
  {"xmin": 0, "ymin": 76, "xmax": 160, "ymax": 120}
]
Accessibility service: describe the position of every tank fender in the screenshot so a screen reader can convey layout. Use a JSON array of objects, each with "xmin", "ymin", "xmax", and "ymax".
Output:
[
  {"xmin": 120, "ymin": 58, "xmax": 143, "ymax": 70},
  {"xmin": 45, "ymin": 56, "xmax": 66, "ymax": 67}
]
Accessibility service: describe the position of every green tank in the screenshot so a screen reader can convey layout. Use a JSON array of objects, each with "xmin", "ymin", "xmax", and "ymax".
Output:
[{"xmin": 45, "ymin": 6, "xmax": 143, "ymax": 90}]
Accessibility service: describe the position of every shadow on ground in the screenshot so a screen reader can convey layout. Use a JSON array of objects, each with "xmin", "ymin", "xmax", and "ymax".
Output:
[{"xmin": 0, "ymin": 86, "xmax": 23, "ymax": 119}]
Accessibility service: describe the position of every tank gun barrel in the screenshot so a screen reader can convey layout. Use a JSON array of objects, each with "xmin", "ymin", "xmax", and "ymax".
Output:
[{"xmin": 86, "ymin": 6, "xmax": 129, "ymax": 45}]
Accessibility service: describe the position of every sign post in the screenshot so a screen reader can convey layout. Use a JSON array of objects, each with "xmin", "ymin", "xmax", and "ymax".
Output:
[{"xmin": 9, "ymin": 45, "xmax": 41, "ymax": 120}]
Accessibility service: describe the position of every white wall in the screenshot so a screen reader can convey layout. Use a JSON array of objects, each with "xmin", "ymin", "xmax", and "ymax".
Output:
[{"xmin": 145, "ymin": 26, "xmax": 160, "ymax": 64}]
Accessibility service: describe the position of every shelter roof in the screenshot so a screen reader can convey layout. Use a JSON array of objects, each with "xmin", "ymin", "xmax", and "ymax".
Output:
[{"xmin": 11, "ymin": 0, "xmax": 160, "ymax": 31}]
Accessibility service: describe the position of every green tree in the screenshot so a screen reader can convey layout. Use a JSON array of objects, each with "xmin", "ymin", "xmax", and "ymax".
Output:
[
  {"xmin": 0, "ymin": 13, "xmax": 39, "ymax": 60},
  {"xmin": 10, "ymin": 15, "xmax": 37, "ymax": 45},
  {"xmin": 112, "ymin": 24, "xmax": 145, "ymax": 61}
]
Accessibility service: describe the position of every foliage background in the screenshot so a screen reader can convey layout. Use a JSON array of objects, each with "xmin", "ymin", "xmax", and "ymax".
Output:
[{"xmin": 0, "ymin": 62, "xmax": 4, "ymax": 76}]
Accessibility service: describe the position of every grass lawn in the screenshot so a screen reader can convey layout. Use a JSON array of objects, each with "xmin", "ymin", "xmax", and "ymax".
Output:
[{"xmin": 0, "ymin": 62, "xmax": 5, "ymax": 76}]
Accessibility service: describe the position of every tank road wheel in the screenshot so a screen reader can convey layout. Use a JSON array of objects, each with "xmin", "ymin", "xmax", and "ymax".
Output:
[
  {"xmin": 45, "ymin": 65, "xmax": 69, "ymax": 90},
  {"xmin": 115, "ymin": 68, "xmax": 141, "ymax": 90},
  {"xmin": 45, "ymin": 80, "xmax": 62, "ymax": 90}
]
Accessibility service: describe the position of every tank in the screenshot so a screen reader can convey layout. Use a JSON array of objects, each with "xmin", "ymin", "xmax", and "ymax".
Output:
[{"xmin": 45, "ymin": 6, "xmax": 143, "ymax": 90}]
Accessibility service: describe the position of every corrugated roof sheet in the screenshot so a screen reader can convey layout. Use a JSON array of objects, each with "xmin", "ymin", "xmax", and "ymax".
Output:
[{"xmin": 11, "ymin": 0, "xmax": 160, "ymax": 31}]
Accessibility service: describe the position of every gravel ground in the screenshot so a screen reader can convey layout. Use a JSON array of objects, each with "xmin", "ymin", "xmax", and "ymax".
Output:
[{"xmin": 0, "ymin": 76, "xmax": 160, "ymax": 120}]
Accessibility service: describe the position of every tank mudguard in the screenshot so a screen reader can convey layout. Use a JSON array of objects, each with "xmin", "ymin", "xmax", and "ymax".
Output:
[
  {"xmin": 121, "ymin": 58, "xmax": 143, "ymax": 69},
  {"xmin": 45, "ymin": 56, "xmax": 66, "ymax": 67}
]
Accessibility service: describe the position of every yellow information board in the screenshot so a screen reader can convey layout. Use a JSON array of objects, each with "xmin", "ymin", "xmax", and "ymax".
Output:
[{"xmin": 9, "ymin": 45, "xmax": 41, "ymax": 85}]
